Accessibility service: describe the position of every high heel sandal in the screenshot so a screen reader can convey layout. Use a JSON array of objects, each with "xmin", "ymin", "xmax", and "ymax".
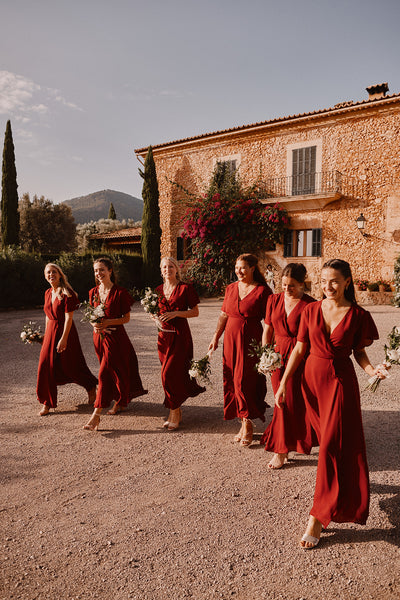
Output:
[
  {"xmin": 240, "ymin": 419, "xmax": 253, "ymax": 447},
  {"xmin": 234, "ymin": 421, "xmax": 244, "ymax": 443},
  {"xmin": 167, "ymin": 408, "xmax": 182, "ymax": 431},
  {"xmin": 83, "ymin": 413, "xmax": 100, "ymax": 431}
]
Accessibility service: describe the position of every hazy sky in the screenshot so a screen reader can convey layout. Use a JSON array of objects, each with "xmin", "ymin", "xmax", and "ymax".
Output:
[{"xmin": 1, "ymin": 0, "xmax": 399, "ymax": 203}]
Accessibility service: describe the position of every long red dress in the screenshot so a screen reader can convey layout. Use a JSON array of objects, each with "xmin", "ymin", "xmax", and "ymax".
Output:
[
  {"xmin": 156, "ymin": 281, "xmax": 205, "ymax": 409},
  {"xmin": 37, "ymin": 289, "xmax": 97, "ymax": 408},
  {"xmin": 260, "ymin": 292, "xmax": 316, "ymax": 453},
  {"xmin": 89, "ymin": 285, "xmax": 147, "ymax": 409},
  {"xmin": 222, "ymin": 282, "xmax": 271, "ymax": 421},
  {"xmin": 297, "ymin": 301, "xmax": 378, "ymax": 528}
]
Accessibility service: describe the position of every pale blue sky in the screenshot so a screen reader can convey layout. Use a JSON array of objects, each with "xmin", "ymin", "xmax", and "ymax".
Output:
[{"xmin": 1, "ymin": 0, "xmax": 399, "ymax": 204}]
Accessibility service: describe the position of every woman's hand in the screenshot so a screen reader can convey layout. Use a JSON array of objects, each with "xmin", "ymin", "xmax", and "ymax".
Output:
[
  {"xmin": 208, "ymin": 338, "xmax": 219, "ymax": 352},
  {"xmin": 274, "ymin": 381, "xmax": 286, "ymax": 408},
  {"xmin": 57, "ymin": 337, "xmax": 67, "ymax": 353},
  {"xmin": 371, "ymin": 363, "xmax": 390, "ymax": 379},
  {"xmin": 159, "ymin": 311, "xmax": 179, "ymax": 322}
]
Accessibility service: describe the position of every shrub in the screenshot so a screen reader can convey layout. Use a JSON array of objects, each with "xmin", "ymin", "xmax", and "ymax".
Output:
[{"xmin": 367, "ymin": 282, "xmax": 379, "ymax": 292}]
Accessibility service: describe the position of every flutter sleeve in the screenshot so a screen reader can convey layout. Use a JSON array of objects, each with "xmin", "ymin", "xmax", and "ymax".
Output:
[
  {"xmin": 65, "ymin": 292, "xmax": 79, "ymax": 313},
  {"xmin": 297, "ymin": 303, "xmax": 311, "ymax": 344},
  {"xmin": 119, "ymin": 287, "xmax": 134, "ymax": 314},
  {"xmin": 265, "ymin": 294, "xmax": 274, "ymax": 326},
  {"xmin": 353, "ymin": 308, "xmax": 379, "ymax": 351},
  {"xmin": 186, "ymin": 283, "xmax": 200, "ymax": 309}
]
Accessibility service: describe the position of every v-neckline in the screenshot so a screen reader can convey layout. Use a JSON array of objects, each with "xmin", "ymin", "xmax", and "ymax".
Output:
[
  {"xmin": 320, "ymin": 302, "xmax": 352, "ymax": 337},
  {"xmin": 237, "ymin": 282, "xmax": 257, "ymax": 302}
]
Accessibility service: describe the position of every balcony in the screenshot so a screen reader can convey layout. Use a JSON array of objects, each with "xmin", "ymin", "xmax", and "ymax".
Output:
[{"xmin": 258, "ymin": 170, "xmax": 346, "ymax": 211}]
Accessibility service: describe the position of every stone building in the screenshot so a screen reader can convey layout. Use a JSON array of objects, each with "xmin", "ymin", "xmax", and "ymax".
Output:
[{"xmin": 135, "ymin": 83, "xmax": 400, "ymax": 296}]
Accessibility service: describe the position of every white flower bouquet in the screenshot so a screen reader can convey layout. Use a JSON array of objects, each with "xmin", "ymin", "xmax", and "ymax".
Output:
[
  {"xmin": 140, "ymin": 287, "xmax": 175, "ymax": 333},
  {"xmin": 249, "ymin": 341, "xmax": 282, "ymax": 376},
  {"xmin": 80, "ymin": 300, "xmax": 106, "ymax": 324},
  {"xmin": 20, "ymin": 321, "xmax": 43, "ymax": 344},
  {"xmin": 366, "ymin": 325, "xmax": 400, "ymax": 392},
  {"xmin": 189, "ymin": 350, "xmax": 212, "ymax": 385}
]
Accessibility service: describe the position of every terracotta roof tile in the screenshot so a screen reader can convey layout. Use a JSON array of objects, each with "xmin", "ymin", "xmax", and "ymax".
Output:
[
  {"xmin": 134, "ymin": 92, "xmax": 400, "ymax": 154},
  {"xmin": 89, "ymin": 227, "xmax": 141, "ymax": 240}
]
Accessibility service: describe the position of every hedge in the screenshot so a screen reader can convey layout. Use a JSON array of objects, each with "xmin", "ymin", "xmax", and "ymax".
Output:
[{"xmin": 0, "ymin": 248, "xmax": 143, "ymax": 309}]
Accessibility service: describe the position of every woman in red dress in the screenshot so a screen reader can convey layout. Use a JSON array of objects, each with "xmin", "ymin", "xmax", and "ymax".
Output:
[
  {"xmin": 37, "ymin": 264, "xmax": 97, "ymax": 415},
  {"xmin": 275, "ymin": 259, "xmax": 386, "ymax": 548},
  {"xmin": 208, "ymin": 254, "xmax": 272, "ymax": 446},
  {"xmin": 260, "ymin": 263, "xmax": 316, "ymax": 468},
  {"xmin": 83, "ymin": 258, "xmax": 147, "ymax": 431},
  {"xmin": 156, "ymin": 257, "xmax": 205, "ymax": 431}
]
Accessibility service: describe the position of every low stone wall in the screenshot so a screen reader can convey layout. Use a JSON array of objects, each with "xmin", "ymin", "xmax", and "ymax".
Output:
[{"xmin": 355, "ymin": 290, "xmax": 394, "ymax": 305}]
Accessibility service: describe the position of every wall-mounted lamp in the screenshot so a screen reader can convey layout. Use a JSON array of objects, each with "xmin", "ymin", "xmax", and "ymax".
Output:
[{"xmin": 356, "ymin": 213, "xmax": 368, "ymax": 237}]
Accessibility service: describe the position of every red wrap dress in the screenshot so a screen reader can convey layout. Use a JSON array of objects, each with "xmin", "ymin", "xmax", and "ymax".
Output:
[
  {"xmin": 156, "ymin": 282, "xmax": 205, "ymax": 409},
  {"xmin": 221, "ymin": 282, "xmax": 271, "ymax": 421},
  {"xmin": 260, "ymin": 292, "xmax": 316, "ymax": 454},
  {"xmin": 297, "ymin": 301, "xmax": 378, "ymax": 528},
  {"xmin": 37, "ymin": 289, "xmax": 97, "ymax": 408},
  {"xmin": 89, "ymin": 285, "xmax": 147, "ymax": 409}
]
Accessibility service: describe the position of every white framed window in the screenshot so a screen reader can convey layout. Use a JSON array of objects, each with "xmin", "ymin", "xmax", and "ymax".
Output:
[
  {"xmin": 286, "ymin": 139, "xmax": 322, "ymax": 195},
  {"xmin": 212, "ymin": 153, "xmax": 241, "ymax": 174}
]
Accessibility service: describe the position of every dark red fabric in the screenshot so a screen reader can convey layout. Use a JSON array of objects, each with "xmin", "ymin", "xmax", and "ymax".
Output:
[
  {"xmin": 221, "ymin": 282, "xmax": 271, "ymax": 421},
  {"xmin": 297, "ymin": 301, "xmax": 379, "ymax": 527},
  {"xmin": 156, "ymin": 282, "xmax": 205, "ymax": 409},
  {"xmin": 260, "ymin": 292, "xmax": 317, "ymax": 453},
  {"xmin": 90, "ymin": 285, "xmax": 147, "ymax": 409},
  {"xmin": 36, "ymin": 289, "xmax": 97, "ymax": 408}
]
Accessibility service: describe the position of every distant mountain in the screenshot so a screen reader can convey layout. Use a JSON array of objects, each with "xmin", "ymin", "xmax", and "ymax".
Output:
[{"xmin": 63, "ymin": 189, "xmax": 143, "ymax": 224}]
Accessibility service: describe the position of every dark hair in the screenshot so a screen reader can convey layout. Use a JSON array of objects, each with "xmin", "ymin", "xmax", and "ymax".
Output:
[
  {"xmin": 93, "ymin": 257, "xmax": 116, "ymax": 284},
  {"xmin": 236, "ymin": 253, "xmax": 268, "ymax": 286},
  {"xmin": 282, "ymin": 263, "xmax": 307, "ymax": 284},
  {"xmin": 322, "ymin": 258, "xmax": 356, "ymax": 303}
]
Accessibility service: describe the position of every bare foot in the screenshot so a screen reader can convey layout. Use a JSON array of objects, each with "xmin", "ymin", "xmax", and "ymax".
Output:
[
  {"xmin": 83, "ymin": 413, "xmax": 100, "ymax": 431},
  {"xmin": 87, "ymin": 387, "xmax": 96, "ymax": 405},
  {"xmin": 300, "ymin": 515, "xmax": 323, "ymax": 549},
  {"xmin": 268, "ymin": 453, "xmax": 288, "ymax": 469},
  {"xmin": 39, "ymin": 405, "xmax": 50, "ymax": 416}
]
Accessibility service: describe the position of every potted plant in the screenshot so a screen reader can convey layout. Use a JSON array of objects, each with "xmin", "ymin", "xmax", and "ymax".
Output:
[
  {"xmin": 355, "ymin": 279, "xmax": 368, "ymax": 291},
  {"xmin": 367, "ymin": 282, "xmax": 379, "ymax": 292}
]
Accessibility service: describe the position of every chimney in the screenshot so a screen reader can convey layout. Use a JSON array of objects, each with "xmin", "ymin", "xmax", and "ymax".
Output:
[{"xmin": 366, "ymin": 82, "xmax": 389, "ymax": 101}]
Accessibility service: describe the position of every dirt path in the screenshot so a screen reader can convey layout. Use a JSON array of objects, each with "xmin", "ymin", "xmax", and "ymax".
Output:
[{"xmin": 1, "ymin": 300, "xmax": 399, "ymax": 600}]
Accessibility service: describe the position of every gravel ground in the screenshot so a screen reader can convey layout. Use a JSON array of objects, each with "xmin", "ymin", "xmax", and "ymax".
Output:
[{"xmin": 0, "ymin": 300, "xmax": 399, "ymax": 600}]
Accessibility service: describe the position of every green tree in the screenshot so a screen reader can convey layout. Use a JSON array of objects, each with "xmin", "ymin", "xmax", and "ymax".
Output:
[
  {"xmin": 1, "ymin": 120, "xmax": 19, "ymax": 246},
  {"xmin": 139, "ymin": 145, "xmax": 161, "ymax": 287},
  {"xmin": 108, "ymin": 202, "xmax": 117, "ymax": 219},
  {"xmin": 19, "ymin": 193, "xmax": 77, "ymax": 253}
]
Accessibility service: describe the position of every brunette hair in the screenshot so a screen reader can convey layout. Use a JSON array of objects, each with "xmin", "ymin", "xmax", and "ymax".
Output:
[
  {"xmin": 236, "ymin": 253, "xmax": 268, "ymax": 285},
  {"xmin": 93, "ymin": 257, "xmax": 116, "ymax": 284},
  {"xmin": 282, "ymin": 263, "xmax": 307, "ymax": 284},
  {"xmin": 160, "ymin": 256, "xmax": 182, "ymax": 281},
  {"xmin": 322, "ymin": 258, "xmax": 356, "ymax": 303},
  {"xmin": 44, "ymin": 263, "xmax": 75, "ymax": 300}
]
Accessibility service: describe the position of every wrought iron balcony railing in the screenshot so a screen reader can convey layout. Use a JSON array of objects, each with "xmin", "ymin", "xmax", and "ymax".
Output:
[{"xmin": 258, "ymin": 170, "xmax": 343, "ymax": 199}]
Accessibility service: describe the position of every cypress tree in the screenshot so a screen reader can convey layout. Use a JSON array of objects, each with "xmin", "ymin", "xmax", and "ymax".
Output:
[
  {"xmin": 1, "ymin": 120, "xmax": 19, "ymax": 246},
  {"xmin": 108, "ymin": 202, "xmax": 117, "ymax": 220},
  {"xmin": 139, "ymin": 146, "xmax": 161, "ymax": 287}
]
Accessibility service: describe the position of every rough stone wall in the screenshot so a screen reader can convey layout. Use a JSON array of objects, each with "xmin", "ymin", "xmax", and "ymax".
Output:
[{"xmin": 150, "ymin": 101, "xmax": 400, "ymax": 297}]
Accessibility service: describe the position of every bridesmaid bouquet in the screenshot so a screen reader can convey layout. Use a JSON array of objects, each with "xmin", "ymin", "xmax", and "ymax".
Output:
[
  {"xmin": 189, "ymin": 350, "xmax": 212, "ymax": 385},
  {"xmin": 20, "ymin": 321, "xmax": 43, "ymax": 344},
  {"xmin": 366, "ymin": 325, "xmax": 400, "ymax": 392},
  {"xmin": 140, "ymin": 287, "xmax": 175, "ymax": 333},
  {"xmin": 249, "ymin": 341, "xmax": 282, "ymax": 376},
  {"xmin": 80, "ymin": 300, "xmax": 106, "ymax": 324}
]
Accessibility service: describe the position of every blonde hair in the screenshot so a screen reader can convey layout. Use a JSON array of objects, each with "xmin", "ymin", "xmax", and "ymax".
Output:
[
  {"xmin": 44, "ymin": 263, "xmax": 75, "ymax": 300},
  {"xmin": 160, "ymin": 256, "xmax": 181, "ymax": 280}
]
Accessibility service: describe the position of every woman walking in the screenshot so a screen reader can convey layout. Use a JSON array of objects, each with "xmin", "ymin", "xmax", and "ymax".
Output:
[
  {"xmin": 37, "ymin": 263, "xmax": 97, "ymax": 415},
  {"xmin": 156, "ymin": 257, "xmax": 205, "ymax": 431},
  {"xmin": 275, "ymin": 259, "xmax": 386, "ymax": 548},
  {"xmin": 208, "ymin": 254, "xmax": 272, "ymax": 446},
  {"xmin": 260, "ymin": 263, "xmax": 316, "ymax": 468},
  {"xmin": 83, "ymin": 257, "xmax": 147, "ymax": 430}
]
